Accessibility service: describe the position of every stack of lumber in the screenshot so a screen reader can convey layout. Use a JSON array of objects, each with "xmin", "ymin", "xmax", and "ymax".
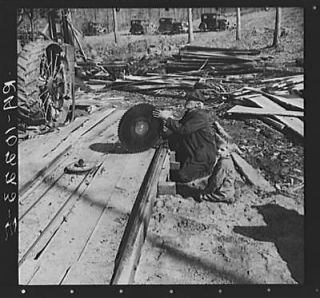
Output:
[
  {"xmin": 166, "ymin": 45, "xmax": 262, "ymax": 74},
  {"xmin": 228, "ymin": 85, "xmax": 304, "ymax": 137}
]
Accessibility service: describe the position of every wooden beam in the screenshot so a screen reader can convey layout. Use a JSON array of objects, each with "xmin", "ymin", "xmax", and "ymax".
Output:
[
  {"xmin": 110, "ymin": 146, "xmax": 168, "ymax": 284},
  {"xmin": 211, "ymin": 121, "xmax": 273, "ymax": 191},
  {"xmin": 231, "ymin": 152, "xmax": 275, "ymax": 192}
]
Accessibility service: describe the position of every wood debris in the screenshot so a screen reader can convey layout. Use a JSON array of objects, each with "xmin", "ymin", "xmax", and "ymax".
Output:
[{"xmin": 229, "ymin": 76, "xmax": 304, "ymax": 137}]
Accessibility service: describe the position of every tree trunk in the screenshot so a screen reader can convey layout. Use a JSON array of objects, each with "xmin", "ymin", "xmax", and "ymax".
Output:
[
  {"xmin": 273, "ymin": 7, "xmax": 281, "ymax": 47},
  {"xmin": 112, "ymin": 8, "xmax": 118, "ymax": 44},
  {"xmin": 236, "ymin": 8, "xmax": 241, "ymax": 41},
  {"xmin": 188, "ymin": 8, "xmax": 194, "ymax": 43}
]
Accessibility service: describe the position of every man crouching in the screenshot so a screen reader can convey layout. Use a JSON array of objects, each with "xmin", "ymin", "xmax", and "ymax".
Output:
[{"xmin": 153, "ymin": 90, "xmax": 217, "ymax": 183}]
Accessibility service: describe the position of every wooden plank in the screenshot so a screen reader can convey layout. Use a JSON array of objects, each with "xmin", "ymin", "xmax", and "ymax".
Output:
[
  {"xmin": 243, "ymin": 87, "xmax": 304, "ymax": 110},
  {"xmin": 19, "ymin": 117, "xmax": 123, "ymax": 266},
  {"xmin": 119, "ymin": 84, "xmax": 194, "ymax": 91},
  {"xmin": 243, "ymin": 95, "xmax": 304, "ymax": 137},
  {"xmin": 260, "ymin": 74, "xmax": 303, "ymax": 83},
  {"xmin": 111, "ymin": 146, "xmax": 168, "ymax": 284},
  {"xmin": 26, "ymin": 154, "xmax": 133, "ymax": 285},
  {"xmin": 61, "ymin": 149, "xmax": 155, "ymax": 284},
  {"xmin": 231, "ymin": 152, "xmax": 275, "ymax": 193},
  {"xmin": 258, "ymin": 116, "xmax": 286, "ymax": 131},
  {"xmin": 19, "ymin": 116, "xmax": 87, "ymax": 163},
  {"xmin": 227, "ymin": 105, "xmax": 304, "ymax": 117},
  {"xmin": 19, "ymin": 108, "xmax": 116, "ymax": 194},
  {"xmin": 180, "ymin": 45, "xmax": 261, "ymax": 55}
]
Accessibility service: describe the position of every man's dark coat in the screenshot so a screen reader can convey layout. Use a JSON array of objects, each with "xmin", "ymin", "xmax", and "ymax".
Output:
[{"xmin": 166, "ymin": 109, "xmax": 217, "ymax": 182}]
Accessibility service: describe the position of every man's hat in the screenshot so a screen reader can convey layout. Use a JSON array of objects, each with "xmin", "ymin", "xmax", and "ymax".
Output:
[{"xmin": 186, "ymin": 89, "xmax": 206, "ymax": 102}]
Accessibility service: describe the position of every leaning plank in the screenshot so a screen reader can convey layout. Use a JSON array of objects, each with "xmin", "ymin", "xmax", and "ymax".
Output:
[
  {"xmin": 243, "ymin": 95, "xmax": 304, "ymax": 137},
  {"xmin": 211, "ymin": 121, "xmax": 274, "ymax": 192},
  {"xmin": 111, "ymin": 146, "xmax": 168, "ymax": 284},
  {"xmin": 26, "ymin": 154, "xmax": 132, "ymax": 285},
  {"xmin": 231, "ymin": 152, "xmax": 275, "ymax": 192},
  {"xmin": 227, "ymin": 105, "xmax": 304, "ymax": 117},
  {"xmin": 244, "ymin": 87, "xmax": 304, "ymax": 110},
  {"xmin": 61, "ymin": 149, "xmax": 155, "ymax": 285}
]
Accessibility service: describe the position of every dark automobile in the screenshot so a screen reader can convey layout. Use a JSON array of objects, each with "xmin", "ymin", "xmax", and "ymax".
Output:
[
  {"xmin": 130, "ymin": 20, "xmax": 144, "ymax": 35},
  {"xmin": 158, "ymin": 17, "xmax": 183, "ymax": 34},
  {"xmin": 199, "ymin": 13, "xmax": 229, "ymax": 32}
]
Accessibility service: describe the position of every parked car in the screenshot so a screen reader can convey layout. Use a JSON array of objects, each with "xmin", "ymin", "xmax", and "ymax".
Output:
[
  {"xmin": 158, "ymin": 17, "xmax": 183, "ymax": 35},
  {"xmin": 199, "ymin": 13, "xmax": 229, "ymax": 32},
  {"xmin": 129, "ymin": 19, "xmax": 144, "ymax": 35}
]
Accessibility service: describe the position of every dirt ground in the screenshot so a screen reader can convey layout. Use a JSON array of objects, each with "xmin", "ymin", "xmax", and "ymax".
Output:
[
  {"xmin": 82, "ymin": 7, "xmax": 303, "ymax": 284},
  {"xmin": 19, "ymin": 7, "xmax": 304, "ymax": 284}
]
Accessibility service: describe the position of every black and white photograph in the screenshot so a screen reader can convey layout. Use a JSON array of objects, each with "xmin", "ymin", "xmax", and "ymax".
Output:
[{"xmin": 9, "ymin": 5, "xmax": 309, "ymax": 288}]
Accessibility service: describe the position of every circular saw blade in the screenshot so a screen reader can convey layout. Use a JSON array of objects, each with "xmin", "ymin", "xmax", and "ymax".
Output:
[{"xmin": 118, "ymin": 103, "xmax": 163, "ymax": 152}]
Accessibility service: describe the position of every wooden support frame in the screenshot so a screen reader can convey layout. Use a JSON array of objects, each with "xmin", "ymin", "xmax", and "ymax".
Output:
[{"xmin": 157, "ymin": 150, "xmax": 177, "ymax": 196}]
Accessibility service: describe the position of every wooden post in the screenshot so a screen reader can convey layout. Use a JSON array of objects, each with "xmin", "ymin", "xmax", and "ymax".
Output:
[
  {"xmin": 273, "ymin": 7, "xmax": 281, "ymax": 47},
  {"xmin": 236, "ymin": 8, "xmax": 241, "ymax": 40},
  {"xmin": 112, "ymin": 8, "xmax": 118, "ymax": 44},
  {"xmin": 188, "ymin": 8, "xmax": 194, "ymax": 43}
]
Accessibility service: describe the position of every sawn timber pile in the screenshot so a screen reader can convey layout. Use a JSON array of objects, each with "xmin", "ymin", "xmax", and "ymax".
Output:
[{"xmin": 165, "ymin": 45, "xmax": 262, "ymax": 74}]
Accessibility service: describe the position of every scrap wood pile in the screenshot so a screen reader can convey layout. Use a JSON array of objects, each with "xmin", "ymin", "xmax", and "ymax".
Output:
[
  {"xmin": 227, "ymin": 74, "xmax": 304, "ymax": 138},
  {"xmin": 76, "ymin": 60, "xmax": 129, "ymax": 84},
  {"xmin": 165, "ymin": 45, "xmax": 263, "ymax": 75}
]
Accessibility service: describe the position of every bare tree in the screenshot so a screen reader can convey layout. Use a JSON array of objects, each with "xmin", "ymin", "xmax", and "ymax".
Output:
[
  {"xmin": 188, "ymin": 8, "xmax": 194, "ymax": 43},
  {"xmin": 112, "ymin": 8, "xmax": 118, "ymax": 44},
  {"xmin": 272, "ymin": 7, "xmax": 281, "ymax": 47},
  {"xmin": 236, "ymin": 8, "xmax": 241, "ymax": 40}
]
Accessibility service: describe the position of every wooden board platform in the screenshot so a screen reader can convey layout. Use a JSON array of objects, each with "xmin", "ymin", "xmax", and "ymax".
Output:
[{"xmin": 18, "ymin": 108, "xmax": 157, "ymax": 285}]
